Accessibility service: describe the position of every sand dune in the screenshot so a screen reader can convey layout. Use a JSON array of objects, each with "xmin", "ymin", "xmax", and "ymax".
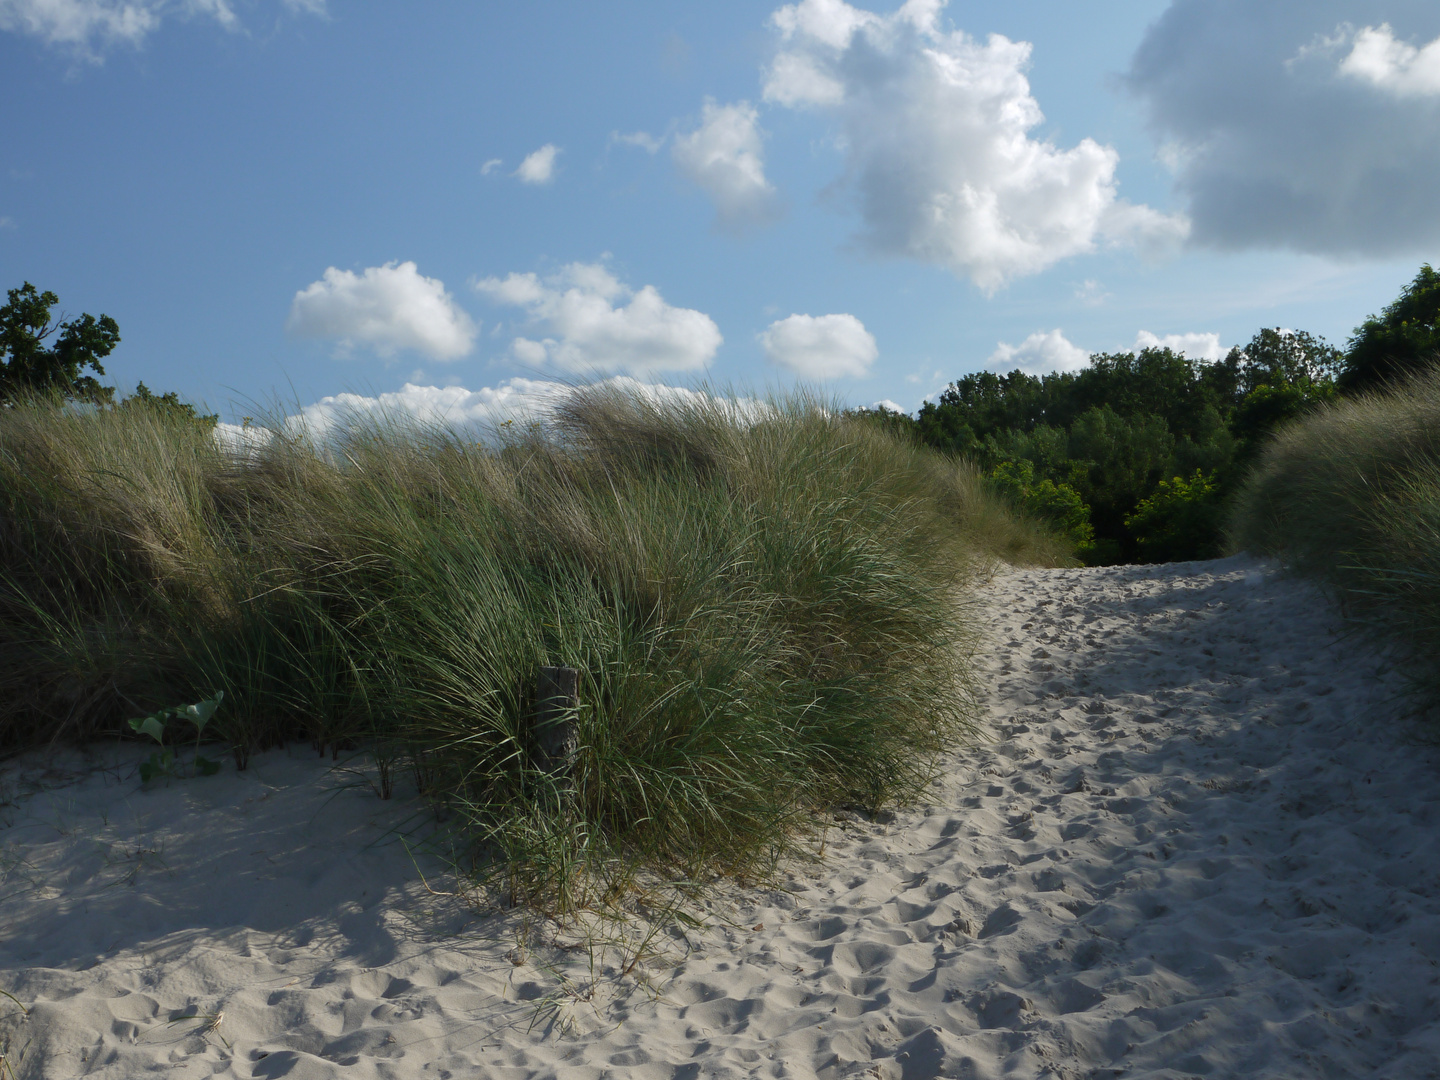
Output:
[{"xmin": 3, "ymin": 556, "xmax": 1439, "ymax": 1078}]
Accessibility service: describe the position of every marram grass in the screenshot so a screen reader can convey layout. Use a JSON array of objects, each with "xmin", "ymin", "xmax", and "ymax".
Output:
[
  {"xmin": 0, "ymin": 385, "xmax": 1065, "ymax": 909},
  {"xmin": 1229, "ymin": 364, "xmax": 1440, "ymax": 712}
]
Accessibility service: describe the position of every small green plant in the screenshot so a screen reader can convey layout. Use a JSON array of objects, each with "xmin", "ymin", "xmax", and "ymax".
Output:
[{"xmin": 128, "ymin": 692, "xmax": 225, "ymax": 782}]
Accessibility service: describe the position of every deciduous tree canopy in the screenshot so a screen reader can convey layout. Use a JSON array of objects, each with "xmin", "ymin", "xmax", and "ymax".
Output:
[
  {"xmin": 0, "ymin": 282, "xmax": 119, "ymax": 404},
  {"xmin": 1340, "ymin": 264, "xmax": 1440, "ymax": 394},
  {"xmin": 874, "ymin": 326, "xmax": 1345, "ymax": 564}
]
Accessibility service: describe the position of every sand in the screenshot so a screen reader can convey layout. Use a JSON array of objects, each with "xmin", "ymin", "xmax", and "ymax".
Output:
[{"xmin": 3, "ymin": 555, "xmax": 1439, "ymax": 1079}]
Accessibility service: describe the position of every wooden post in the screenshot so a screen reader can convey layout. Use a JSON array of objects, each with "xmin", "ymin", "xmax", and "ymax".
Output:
[{"xmin": 535, "ymin": 665, "xmax": 580, "ymax": 778}]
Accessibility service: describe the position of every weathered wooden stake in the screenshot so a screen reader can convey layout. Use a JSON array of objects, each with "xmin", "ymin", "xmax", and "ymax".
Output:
[{"xmin": 535, "ymin": 665, "xmax": 580, "ymax": 778}]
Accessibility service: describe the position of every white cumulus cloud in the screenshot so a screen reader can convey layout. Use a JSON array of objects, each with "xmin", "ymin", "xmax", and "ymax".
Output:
[
  {"xmin": 760, "ymin": 313, "xmax": 877, "ymax": 379},
  {"xmin": 1126, "ymin": 2, "xmax": 1440, "ymax": 256},
  {"xmin": 474, "ymin": 262, "xmax": 723, "ymax": 375},
  {"xmin": 673, "ymin": 100, "xmax": 779, "ymax": 232},
  {"xmin": 1340, "ymin": 23, "xmax": 1440, "ymax": 98},
  {"xmin": 0, "ymin": 0, "xmax": 319, "ymax": 57},
  {"xmin": 286, "ymin": 261, "xmax": 478, "ymax": 361},
  {"xmin": 1132, "ymin": 330, "xmax": 1227, "ymax": 362},
  {"xmin": 762, "ymin": 0, "xmax": 1187, "ymax": 291},
  {"xmin": 514, "ymin": 144, "xmax": 560, "ymax": 185},
  {"xmin": 987, "ymin": 329, "xmax": 1089, "ymax": 376},
  {"xmin": 288, "ymin": 379, "xmax": 572, "ymax": 442},
  {"xmin": 276, "ymin": 378, "xmax": 765, "ymax": 444}
]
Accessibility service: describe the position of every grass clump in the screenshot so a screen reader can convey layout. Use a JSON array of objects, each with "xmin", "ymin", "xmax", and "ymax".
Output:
[
  {"xmin": 1229, "ymin": 365, "xmax": 1440, "ymax": 706},
  {"xmin": 0, "ymin": 383, "xmax": 1062, "ymax": 909}
]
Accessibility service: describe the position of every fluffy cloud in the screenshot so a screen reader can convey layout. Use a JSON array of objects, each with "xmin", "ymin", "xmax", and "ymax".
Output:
[
  {"xmin": 474, "ymin": 262, "xmax": 723, "ymax": 375},
  {"xmin": 514, "ymin": 144, "xmax": 560, "ymax": 185},
  {"xmin": 263, "ymin": 378, "xmax": 763, "ymax": 445},
  {"xmin": 762, "ymin": 0, "xmax": 1187, "ymax": 291},
  {"xmin": 1126, "ymin": 2, "xmax": 1440, "ymax": 255},
  {"xmin": 672, "ymin": 100, "xmax": 779, "ymax": 231},
  {"xmin": 760, "ymin": 313, "xmax": 877, "ymax": 379},
  {"xmin": 286, "ymin": 261, "xmax": 478, "ymax": 361},
  {"xmin": 0, "ymin": 0, "xmax": 318, "ymax": 56},
  {"xmin": 983, "ymin": 327, "xmax": 1228, "ymax": 376},
  {"xmin": 1340, "ymin": 23, "xmax": 1440, "ymax": 98},
  {"xmin": 1132, "ymin": 330, "xmax": 1227, "ymax": 362},
  {"xmin": 287, "ymin": 379, "xmax": 572, "ymax": 442},
  {"xmin": 986, "ymin": 329, "xmax": 1089, "ymax": 376}
]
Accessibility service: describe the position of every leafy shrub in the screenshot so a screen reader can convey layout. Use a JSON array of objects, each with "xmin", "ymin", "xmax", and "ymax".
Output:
[
  {"xmin": 1124, "ymin": 470, "xmax": 1223, "ymax": 563},
  {"xmin": 987, "ymin": 459, "xmax": 1093, "ymax": 550}
]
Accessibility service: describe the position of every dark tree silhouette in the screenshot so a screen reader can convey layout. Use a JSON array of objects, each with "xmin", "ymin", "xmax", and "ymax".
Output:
[
  {"xmin": 1340, "ymin": 264, "xmax": 1440, "ymax": 393},
  {"xmin": 0, "ymin": 282, "xmax": 120, "ymax": 404}
]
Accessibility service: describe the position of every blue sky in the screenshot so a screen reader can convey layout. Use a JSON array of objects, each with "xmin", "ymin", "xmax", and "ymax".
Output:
[{"xmin": 2, "ymin": 0, "xmax": 1438, "ymax": 427}]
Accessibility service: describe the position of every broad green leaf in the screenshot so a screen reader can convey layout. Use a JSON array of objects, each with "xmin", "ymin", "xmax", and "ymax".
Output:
[
  {"xmin": 183, "ymin": 692, "xmax": 224, "ymax": 734},
  {"xmin": 129, "ymin": 715, "xmax": 167, "ymax": 744},
  {"xmin": 193, "ymin": 756, "xmax": 221, "ymax": 776}
]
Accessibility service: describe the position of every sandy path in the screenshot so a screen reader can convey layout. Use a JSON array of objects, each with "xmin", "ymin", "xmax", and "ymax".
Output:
[{"xmin": 3, "ymin": 556, "xmax": 1440, "ymax": 1079}]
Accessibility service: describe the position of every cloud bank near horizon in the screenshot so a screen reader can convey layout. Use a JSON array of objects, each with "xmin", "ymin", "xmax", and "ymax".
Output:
[{"xmin": 215, "ymin": 377, "xmax": 768, "ymax": 449}]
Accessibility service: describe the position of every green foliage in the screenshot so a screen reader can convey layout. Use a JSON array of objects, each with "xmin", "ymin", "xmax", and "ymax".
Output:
[
  {"xmin": 1339, "ymin": 264, "xmax": 1440, "ymax": 393},
  {"xmin": 1124, "ymin": 470, "xmax": 1223, "ymax": 563},
  {"xmin": 0, "ymin": 282, "xmax": 119, "ymax": 404},
  {"xmin": 914, "ymin": 331, "xmax": 1341, "ymax": 563},
  {"xmin": 1229, "ymin": 367, "xmax": 1440, "ymax": 712},
  {"xmin": 120, "ymin": 381, "xmax": 220, "ymax": 430},
  {"xmin": 986, "ymin": 459, "xmax": 1093, "ymax": 550},
  {"xmin": 128, "ymin": 692, "xmax": 225, "ymax": 782},
  {"xmin": 0, "ymin": 388, "xmax": 1061, "ymax": 910}
]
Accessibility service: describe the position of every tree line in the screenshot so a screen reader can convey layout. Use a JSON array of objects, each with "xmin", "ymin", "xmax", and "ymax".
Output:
[
  {"xmin": 1, "ymin": 281, "xmax": 216, "ymax": 426},
  {"xmin": 871, "ymin": 264, "xmax": 1440, "ymax": 564}
]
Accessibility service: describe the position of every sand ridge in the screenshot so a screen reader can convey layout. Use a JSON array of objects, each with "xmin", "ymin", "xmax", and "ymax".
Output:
[{"xmin": 3, "ymin": 555, "xmax": 1439, "ymax": 1078}]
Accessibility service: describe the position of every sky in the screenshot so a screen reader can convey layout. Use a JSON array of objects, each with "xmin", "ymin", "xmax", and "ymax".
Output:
[{"xmin": 2, "ymin": 0, "xmax": 1438, "ymax": 429}]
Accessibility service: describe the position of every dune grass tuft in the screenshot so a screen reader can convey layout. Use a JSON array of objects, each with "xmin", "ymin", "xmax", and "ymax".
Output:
[
  {"xmin": 1229, "ymin": 364, "xmax": 1440, "ymax": 710},
  {"xmin": 0, "ymin": 384, "xmax": 1063, "ymax": 908}
]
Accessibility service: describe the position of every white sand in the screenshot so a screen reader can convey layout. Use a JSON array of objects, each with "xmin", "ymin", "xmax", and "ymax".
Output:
[{"xmin": 4, "ymin": 556, "xmax": 1440, "ymax": 1079}]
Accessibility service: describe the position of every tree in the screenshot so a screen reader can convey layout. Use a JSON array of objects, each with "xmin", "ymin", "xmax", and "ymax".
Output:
[
  {"xmin": 0, "ymin": 282, "xmax": 119, "ymax": 404},
  {"xmin": 119, "ymin": 381, "xmax": 219, "ymax": 430},
  {"xmin": 1339, "ymin": 264, "xmax": 1440, "ymax": 393},
  {"xmin": 1224, "ymin": 328, "xmax": 1340, "ymax": 457},
  {"xmin": 1230, "ymin": 327, "xmax": 1342, "ymax": 395},
  {"xmin": 1124, "ymin": 470, "xmax": 1224, "ymax": 564}
]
